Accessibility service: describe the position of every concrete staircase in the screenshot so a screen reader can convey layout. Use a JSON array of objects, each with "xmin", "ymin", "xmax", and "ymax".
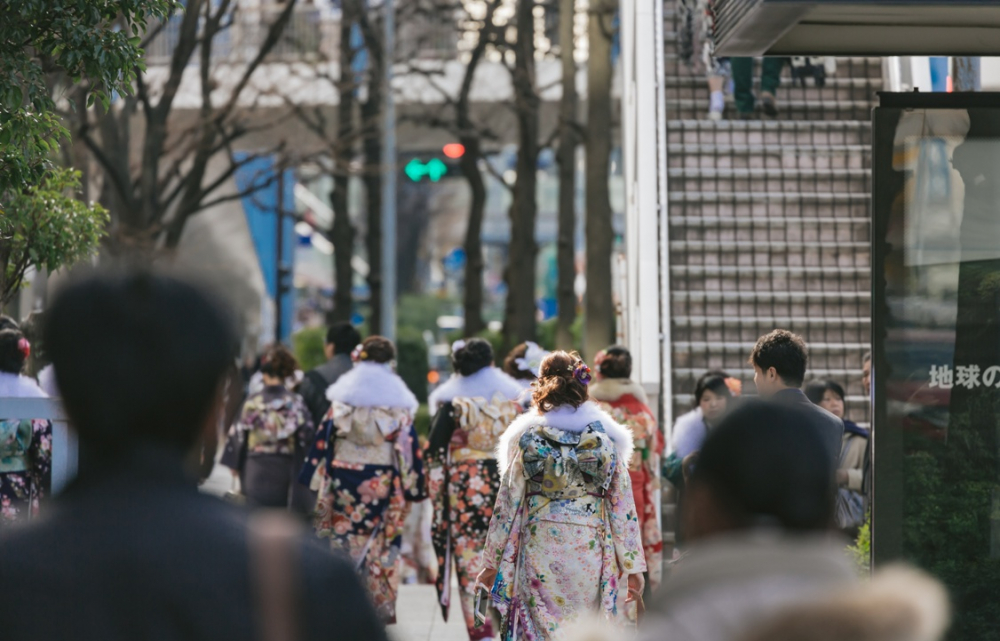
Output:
[{"xmin": 661, "ymin": 16, "xmax": 877, "ymax": 551}]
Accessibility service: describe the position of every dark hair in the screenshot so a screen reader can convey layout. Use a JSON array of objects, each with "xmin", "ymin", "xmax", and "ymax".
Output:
[
  {"xmin": 44, "ymin": 270, "xmax": 237, "ymax": 453},
  {"xmin": 503, "ymin": 343, "xmax": 535, "ymax": 381},
  {"xmin": 260, "ymin": 343, "xmax": 298, "ymax": 380},
  {"xmin": 690, "ymin": 399, "xmax": 835, "ymax": 532},
  {"xmin": 803, "ymin": 380, "xmax": 846, "ymax": 406},
  {"xmin": 453, "ymin": 338, "xmax": 493, "ymax": 376},
  {"xmin": 862, "ymin": 351, "xmax": 872, "ymax": 365},
  {"xmin": 748, "ymin": 329, "xmax": 808, "ymax": 388},
  {"xmin": 358, "ymin": 336, "xmax": 395, "ymax": 364},
  {"xmin": 533, "ymin": 351, "xmax": 589, "ymax": 413},
  {"xmin": 0, "ymin": 315, "xmax": 18, "ymax": 332},
  {"xmin": 694, "ymin": 370, "xmax": 733, "ymax": 406},
  {"xmin": 0, "ymin": 329, "xmax": 28, "ymax": 374},
  {"xmin": 19, "ymin": 310, "xmax": 48, "ymax": 374},
  {"xmin": 597, "ymin": 345, "xmax": 632, "ymax": 379},
  {"xmin": 327, "ymin": 322, "xmax": 361, "ymax": 355}
]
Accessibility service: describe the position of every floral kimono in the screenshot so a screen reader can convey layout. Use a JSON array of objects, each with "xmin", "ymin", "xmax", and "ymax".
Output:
[
  {"xmin": 300, "ymin": 362, "xmax": 426, "ymax": 623},
  {"xmin": 590, "ymin": 377, "xmax": 665, "ymax": 592},
  {"xmin": 483, "ymin": 402, "xmax": 646, "ymax": 641},
  {"xmin": 0, "ymin": 373, "xmax": 53, "ymax": 527},
  {"xmin": 426, "ymin": 367, "xmax": 523, "ymax": 639},
  {"xmin": 221, "ymin": 385, "xmax": 314, "ymax": 509}
]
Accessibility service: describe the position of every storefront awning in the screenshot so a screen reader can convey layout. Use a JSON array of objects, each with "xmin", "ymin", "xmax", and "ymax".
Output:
[{"xmin": 714, "ymin": 0, "xmax": 1000, "ymax": 56}]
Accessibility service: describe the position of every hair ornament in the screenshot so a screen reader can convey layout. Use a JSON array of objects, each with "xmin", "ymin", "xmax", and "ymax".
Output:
[
  {"xmin": 514, "ymin": 341, "xmax": 548, "ymax": 377},
  {"xmin": 17, "ymin": 337, "xmax": 30, "ymax": 359},
  {"xmin": 351, "ymin": 344, "xmax": 368, "ymax": 362},
  {"xmin": 573, "ymin": 361, "xmax": 592, "ymax": 386},
  {"xmin": 725, "ymin": 377, "xmax": 742, "ymax": 396},
  {"xmin": 451, "ymin": 339, "xmax": 467, "ymax": 354}
]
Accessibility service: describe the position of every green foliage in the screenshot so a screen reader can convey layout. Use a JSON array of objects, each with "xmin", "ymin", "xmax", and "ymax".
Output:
[
  {"xmin": 396, "ymin": 326, "xmax": 429, "ymax": 404},
  {"xmin": 0, "ymin": 168, "xmax": 108, "ymax": 307},
  {"xmin": 397, "ymin": 292, "xmax": 459, "ymax": 336},
  {"xmin": 413, "ymin": 404, "xmax": 431, "ymax": 439},
  {"xmin": 537, "ymin": 315, "xmax": 584, "ymax": 352},
  {"xmin": 848, "ymin": 514, "xmax": 871, "ymax": 576},
  {"xmin": 291, "ymin": 326, "xmax": 327, "ymax": 372},
  {"xmin": 0, "ymin": 0, "xmax": 176, "ymax": 195}
]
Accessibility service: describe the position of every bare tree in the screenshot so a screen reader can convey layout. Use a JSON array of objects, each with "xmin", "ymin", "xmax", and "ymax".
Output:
[
  {"xmin": 73, "ymin": 0, "xmax": 299, "ymax": 256},
  {"xmin": 503, "ymin": 0, "xmax": 541, "ymax": 349},
  {"xmin": 583, "ymin": 0, "xmax": 616, "ymax": 358},
  {"xmin": 556, "ymin": 0, "xmax": 580, "ymax": 349}
]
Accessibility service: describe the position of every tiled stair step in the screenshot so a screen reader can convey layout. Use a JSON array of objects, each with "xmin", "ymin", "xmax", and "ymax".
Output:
[
  {"xmin": 662, "ymin": 54, "xmax": 885, "ymax": 80},
  {"xmin": 677, "ymin": 340, "xmax": 869, "ymax": 353},
  {"xmin": 673, "ymin": 367, "xmax": 867, "ymax": 385},
  {"xmin": 670, "ymin": 240, "xmax": 870, "ymax": 251},
  {"xmin": 669, "ymin": 192, "xmax": 870, "ymax": 216},
  {"xmin": 668, "ymin": 145, "xmax": 869, "ymax": 170},
  {"xmin": 671, "ymin": 392, "xmax": 869, "ymax": 407},
  {"xmin": 672, "ymin": 315, "xmax": 870, "ymax": 344},
  {"xmin": 668, "ymin": 167, "xmax": 870, "ymax": 192},
  {"xmin": 670, "ymin": 191, "xmax": 869, "ymax": 203},
  {"xmin": 665, "ymin": 99, "xmax": 874, "ymax": 121},
  {"xmin": 674, "ymin": 290, "xmax": 870, "ymax": 302},
  {"xmin": 671, "ymin": 265, "xmax": 868, "ymax": 276},
  {"xmin": 670, "ymin": 216, "xmax": 870, "ymax": 227},
  {"xmin": 668, "ymin": 120, "xmax": 871, "ymax": 146},
  {"xmin": 664, "ymin": 77, "xmax": 878, "ymax": 103}
]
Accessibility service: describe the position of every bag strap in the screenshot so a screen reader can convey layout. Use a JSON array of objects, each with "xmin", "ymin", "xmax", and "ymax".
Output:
[{"xmin": 248, "ymin": 511, "xmax": 302, "ymax": 641}]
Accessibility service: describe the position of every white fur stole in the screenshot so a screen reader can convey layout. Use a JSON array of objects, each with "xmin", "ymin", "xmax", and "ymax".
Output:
[
  {"xmin": 428, "ymin": 366, "xmax": 524, "ymax": 413},
  {"xmin": 325, "ymin": 362, "xmax": 418, "ymax": 411},
  {"xmin": 496, "ymin": 401, "xmax": 634, "ymax": 475}
]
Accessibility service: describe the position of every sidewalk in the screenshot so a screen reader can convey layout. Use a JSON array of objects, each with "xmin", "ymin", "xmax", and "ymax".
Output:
[{"xmin": 389, "ymin": 583, "xmax": 469, "ymax": 641}]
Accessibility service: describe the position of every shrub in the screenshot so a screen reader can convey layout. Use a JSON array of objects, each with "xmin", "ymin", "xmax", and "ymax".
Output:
[
  {"xmin": 396, "ymin": 326, "xmax": 429, "ymax": 403},
  {"xmin": 292, "ymin": 326, "xmax": 327, "ymax": 371}
]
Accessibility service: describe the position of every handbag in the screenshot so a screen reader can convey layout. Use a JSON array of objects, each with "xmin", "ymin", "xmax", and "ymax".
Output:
[{"xmin": 834, "ymin": 438, "xmax": 865, "ymax": 531}]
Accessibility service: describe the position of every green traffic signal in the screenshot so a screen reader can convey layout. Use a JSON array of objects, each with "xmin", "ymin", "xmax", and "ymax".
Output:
[{"xmin": 404, "ymin": 158, "xmax": 448, "ymax": 182}]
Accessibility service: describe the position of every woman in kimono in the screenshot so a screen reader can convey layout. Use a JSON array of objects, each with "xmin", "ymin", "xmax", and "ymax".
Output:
[
  {"xmin": 426, "ymin": 338, "xmax": 523, "ymax": 640},
  {"xmin": 302, "ymin": 336, "xmax": 426, "ymax": 623},
  {"xmin": 221, "ymin": 343, "xmax": 314, "ymax": 509},
  {"xmin": 0, "ymin": 327, "xmax": 52, "ymax": 527},
  {"xmin": 590, "ymin": 345, "xmax": 664, "ymax": 593},
  {"xmin": 477, "ymin": 351, "xmax": 646, "ymax": 641},
  {"xmin": 502, "ymin": 342, "xmax": 548, "ymax": 409}
]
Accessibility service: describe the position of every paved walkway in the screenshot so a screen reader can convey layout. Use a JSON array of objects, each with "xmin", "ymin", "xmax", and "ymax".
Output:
[{"xmin": 389, "ymin": 584, "xmax": 470, "ymax": 641}]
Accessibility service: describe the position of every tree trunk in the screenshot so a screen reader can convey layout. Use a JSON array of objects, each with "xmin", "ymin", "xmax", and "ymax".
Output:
[
  {"xmin": 503, "ymin": 0, "xmax": 539, "ymax": 349},
  {"xmin": 556, "ymin": 0, "xmax": 578, "ymax": 350},
  {"xmin": 329, "ymin": 2, "xmax": 358, "ymax": 324},
  {"xmin": 360, "ymin": 4, "xmax": 384, "ymax": 334},
  {"xmin": 583, "ymin": 0, "xmax": 616, "ymax": 360},
  {"xmin": 461, "ymin": 134, "xmax": 487, "ymax": 337}
]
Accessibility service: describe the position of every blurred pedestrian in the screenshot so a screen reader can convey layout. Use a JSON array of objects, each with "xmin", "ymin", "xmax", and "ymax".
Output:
[
  {"xmin": 677, "ymin": 0, "xmax": 730, "ymax": 120},
  {"xmin": 732, "ymin": 57, "xmax": 786, "ymax": 118},
  {"xmin": 750, "ymin": 330, "xmax": 844, "ymax": 465},
  {"xmin": 298, "ymin": 322, "xmax": 361, "ymax": 427},
  {"xmin": 221, "ymin": 343, "xmax": 315, "ymax": 510},
  {"xmin": 805, "ymin": 380, "xmax": 868, "ymax": 536},
  {"xmin": 640, "ymin": 400, "xmax": 852, "ymax": 641},
  {"xmin": 0, "ymin": 269, "xmax": 386, "ymax": 641},
  {"xmin": 590, "ymin": 345, "xmax": 664, "ymax": 593},
  {"xmin": 671, "ymin": 370, "xmax": 740, "ymax": 460},
  {"xmin": 0, "ymin": 327, "xmax": 52, "ymax": 527},
  {"xmin": 426, "ymin": 338, "xmax": 522, "ymax": 639},
  {"xmin": 476, "ymin": 351, "xmax": 646, "ymax": 640},
  {"xmin": 503, "ymin": 341, "xmax": 548, "ymax": 408},
  {"xmin": 301, "ymin": 336, "xmax": 426, "ymax": 623}
]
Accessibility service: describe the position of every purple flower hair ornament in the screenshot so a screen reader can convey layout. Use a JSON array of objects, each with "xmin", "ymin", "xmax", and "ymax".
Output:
[{"xmin": 573, "ymin": 361, "xmax": 592, "ymax": 386}]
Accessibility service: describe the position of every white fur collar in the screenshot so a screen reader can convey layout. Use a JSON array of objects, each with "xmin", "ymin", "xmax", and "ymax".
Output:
[
  {"xmin": 497, "ymin": 401, "xmax": 633, "ymax": 475},
  {"xmin": 589, "ymin": 378, "xmax": 649, "ymax": 405},
  {"xmin": 428, "ymin": 366, "xmax": 524, "ymax": 413},
  {"xmin": 325, "ymin": 362, "xmax": 418, "ymax": 411},
  {"xmin": 0, "ymin": 372, "xmax": 48, "ymax": 399}
]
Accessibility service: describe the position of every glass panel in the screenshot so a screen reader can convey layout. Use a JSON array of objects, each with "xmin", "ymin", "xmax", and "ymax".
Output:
[{"xmin": 874, "ymin": 101, "xmax": 1000, "ymax": 640}]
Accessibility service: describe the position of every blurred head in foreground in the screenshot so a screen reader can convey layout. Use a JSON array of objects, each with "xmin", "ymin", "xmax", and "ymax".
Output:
[
  {"xmin": 682, "ymin": 399, "xmax": 834, "ymax": 542},
  {"xmin": 45, "ymin": 269, "xmax": 236, "ymax": 461}
]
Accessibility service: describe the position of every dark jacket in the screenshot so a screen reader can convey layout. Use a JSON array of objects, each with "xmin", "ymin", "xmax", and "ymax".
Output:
[
  {"xmin": 0, "ymin": 447, "xmax": 387, "ymax": 641},
  {"xmin": 299, "ymin": 354, "xmax": 353, "ymax": 427},
  {"xmin": 773, "ymin": 388, "xmax": 845, "ymax": 465}
]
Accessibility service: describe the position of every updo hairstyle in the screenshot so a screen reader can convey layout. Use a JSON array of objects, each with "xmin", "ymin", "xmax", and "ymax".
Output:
[
  {"xmin": 260, "ymin": 343, "xmax": 298, "ymax": 380},
  {"xmin": 0, "ymin": 329, "xmax": 28, "ymax": 375},
  {"xmin": 533, "ymin": 351, "xmax": 589, "ymax": 413},
  {"xmin": 694, "ymin": 370, "xmax": 734, "ymax": 406},
  {"xmin": 503, "ymin": 342, "xmax": 535, "ymax": 381},
  {"xmin": 358, "ymin": 336, "xmax": 395, "ymax": 364},
  {"xmin": 453, "ymin": 338, "xmax": 493, "ymax": 376},
  {"xmin": 597, "ymin": 345, "xmax": 632, "ymax": 379}
]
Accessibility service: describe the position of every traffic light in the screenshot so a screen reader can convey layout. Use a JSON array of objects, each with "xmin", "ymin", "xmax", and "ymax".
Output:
[
  {"xmin": 405, "ymin": 158, "xmax": 448, "ymax": 182},
  {"xmin": 402, "ymin": 146, "xmax": 465, "ymax": 183}
]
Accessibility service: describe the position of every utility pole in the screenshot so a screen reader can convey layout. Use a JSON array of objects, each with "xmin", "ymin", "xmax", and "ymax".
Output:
[
  {"xmin": 380, "ymin": 0, "xmax": 397, "ymax": 341},
  {"xmin": 275, "ymin": 167, "xmax": 291, "ymax": 344}
]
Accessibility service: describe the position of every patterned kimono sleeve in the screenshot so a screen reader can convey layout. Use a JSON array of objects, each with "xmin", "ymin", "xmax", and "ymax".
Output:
[
  {"xmin": 293, "ymin": 395, "xmax": 317, "ymax": 451},
  {"xmin": 395, "ymin": 416, "xmax": 427, "ymax": 502},
  {"xmin": 298, "ymin": 409, "xmax": 334, "ymax": 489},
  {"xmin": 28, "ymin": 419, "xmax": 53, "ymax": 503},
  {"xmin": 219, "ymin": 400, "xmax": 252, "ymax": 471},
  {"xmin": 481, "ymin": 449, "xmax": 526, "ymax": 571},
  {"xmin": 607, "ymin": 459, "xmax": 647, "ymax": 575}
]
